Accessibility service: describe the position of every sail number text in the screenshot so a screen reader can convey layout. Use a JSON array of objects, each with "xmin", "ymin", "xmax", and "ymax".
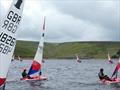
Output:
[
  {"xmin": 2, "ymin": 10, "xmax": 21, "ymax": 33},
  {"xmin": 0, "ymin": 32, "xmax": 16, "ymax": 54}
]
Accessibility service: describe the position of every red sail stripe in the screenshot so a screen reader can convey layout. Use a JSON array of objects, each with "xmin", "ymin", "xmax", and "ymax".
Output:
[
  {"xmin": 112, "ymin": 63, "xmax": 120, "ymax": 77},
  {"xmin": 115, "ymin": 63, "xmax": 120, "ymax": 72},
  {"xmin": 0, "ymin": 78, "xmax": 6, "ymax": 86},
  {"xmin": 32, "ymin": 60, "xmax": 41, "ymax": 71}
]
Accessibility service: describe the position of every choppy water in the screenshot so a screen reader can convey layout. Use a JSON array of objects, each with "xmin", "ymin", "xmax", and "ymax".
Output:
[{"xmin": 5, "ymin": 59, "xmax": 120, "ymax": 90}]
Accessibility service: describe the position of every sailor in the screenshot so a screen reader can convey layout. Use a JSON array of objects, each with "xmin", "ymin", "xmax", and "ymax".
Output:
[
  {"xmin": 22, "ymin": 68, "xmax": 32, "ymax": 79},
  {"xmin": 22, "ymin": 68, "xmax": 28, "ymax": 78},
  {"xmin": 98, "ymin": 68, "xmax": 113, "ymax": 81},
  {"xmin": 39, "ymin": 70, "xmax": 42, "ymax": 76}
]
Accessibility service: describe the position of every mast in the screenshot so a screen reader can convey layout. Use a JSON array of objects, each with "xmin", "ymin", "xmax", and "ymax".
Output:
[{"xmin": 0, "ymin": 0, "xmax": 25, "ymax": 88}]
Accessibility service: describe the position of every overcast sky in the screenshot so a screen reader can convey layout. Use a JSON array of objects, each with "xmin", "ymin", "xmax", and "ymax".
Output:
[{"xmin": 0, "ymin": 0, "xmax": 120, "ymax": 42}]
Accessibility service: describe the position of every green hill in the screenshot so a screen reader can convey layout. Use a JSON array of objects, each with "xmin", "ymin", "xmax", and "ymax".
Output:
[{"xmin": 14, "ymin": 41, "xmax": 120, "ymax": 59}]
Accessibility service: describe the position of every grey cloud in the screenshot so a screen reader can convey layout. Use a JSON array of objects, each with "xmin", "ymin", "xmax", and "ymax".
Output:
[
  {"xmin": 1, "ymin": 0, "xmax": 120, "ymax": 42},
  {"xmin": 49, "ymin": 0, "xmax": 119, "ymax": 28}
]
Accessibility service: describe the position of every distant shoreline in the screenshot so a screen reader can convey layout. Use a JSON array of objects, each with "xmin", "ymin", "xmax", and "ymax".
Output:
[
  {"xmin": 15, "ymin": 57, "xmax": 119, "ymax": 61},
  {"xmin": 14, "ymin": 40, "xmax": 120, "ymax": 59}
]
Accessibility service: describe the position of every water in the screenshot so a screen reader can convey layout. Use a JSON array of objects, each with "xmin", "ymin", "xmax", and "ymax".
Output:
[{"xmin": 5, "ymin": 59, "xmax": 120, "ymax": 90}]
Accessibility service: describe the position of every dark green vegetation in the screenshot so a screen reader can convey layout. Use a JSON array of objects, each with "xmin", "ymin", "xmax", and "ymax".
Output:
[{"xmin": 14, "ymin": 41, "xmax": 120, "ymax": 59}]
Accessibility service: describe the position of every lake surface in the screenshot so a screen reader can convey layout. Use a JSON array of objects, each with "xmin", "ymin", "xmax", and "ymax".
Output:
[{"xmin": 5, "ymin": 59, "xmax": 120, "ymax": 90}]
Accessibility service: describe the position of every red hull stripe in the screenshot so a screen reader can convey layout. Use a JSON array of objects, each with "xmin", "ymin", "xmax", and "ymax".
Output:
[{"xmin": 0, "ymin": 78, "xmax": 6, "ymax": 86}]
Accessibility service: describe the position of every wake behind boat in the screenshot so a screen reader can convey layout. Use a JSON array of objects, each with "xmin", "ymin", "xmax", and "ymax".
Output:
[{"xmin": 20, "ymin": 17, "xmax": 47, "ymax": 81}]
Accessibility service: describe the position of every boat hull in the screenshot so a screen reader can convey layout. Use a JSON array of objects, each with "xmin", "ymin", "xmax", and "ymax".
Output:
[
  {"xmin": 100, "ymin": 78, "xmax": 120, "ymax": 85},
  {"xmin": 109, "ymin": 60, "xmax": 113, "ymax": 64},
  {"xmin": 20, "ymin": 76, "xmax": 47, "ymax": 81},
  {"xmin": 77, "ymin": 60, "xmax": 81, "ymax": 63}
]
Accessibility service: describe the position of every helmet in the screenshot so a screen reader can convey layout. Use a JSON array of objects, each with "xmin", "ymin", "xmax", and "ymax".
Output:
[{"xmin": 100, "ymin": 68, "xmax": 103, "ymax": 72}]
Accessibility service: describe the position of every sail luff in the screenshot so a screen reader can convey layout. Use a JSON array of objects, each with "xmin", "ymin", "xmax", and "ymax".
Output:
[{"xmin": 0, "ymin": 0, "xmax": 25, "ymax": 87}]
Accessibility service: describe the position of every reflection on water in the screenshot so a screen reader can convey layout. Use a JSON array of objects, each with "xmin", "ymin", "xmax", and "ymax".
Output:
[{"xmin": 5, "ymin": 59, "xmax": 120, "ymax": 90}]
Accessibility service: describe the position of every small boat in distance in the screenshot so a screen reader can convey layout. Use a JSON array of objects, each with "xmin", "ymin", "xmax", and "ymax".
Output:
[
  {"xmin": 76, "ymin": 54, "xmax": 81, "ymax": 63},
  {"xmin": 11, "ymin": 55, "xmax": 15, "ymax": 61},
  {"xmin": 20, "ymin": 17, "xmax": 47, "ymax": 81},
  {"xmin": 18, "ymin": 56, "xmax": 22, "ymax": 61},
  {"xmin": 108, "ymin": 53, "xmax": 113, "ymax": 64}
]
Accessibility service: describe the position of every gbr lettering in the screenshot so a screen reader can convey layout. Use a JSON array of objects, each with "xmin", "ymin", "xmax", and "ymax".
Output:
[{"xmin": 2, "ymin": 10, "xmax": 21, "ymax": 33}]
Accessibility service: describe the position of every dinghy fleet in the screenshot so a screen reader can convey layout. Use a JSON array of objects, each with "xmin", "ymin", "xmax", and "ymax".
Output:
[{"xmin": 0, "ymin": 0, "xmax": 120, "ymax": 89}]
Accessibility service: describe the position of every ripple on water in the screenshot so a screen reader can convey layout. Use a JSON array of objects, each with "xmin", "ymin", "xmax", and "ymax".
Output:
[{"xmin": 5, "ymin": 60, "xmax": 120, "ymax": 90}]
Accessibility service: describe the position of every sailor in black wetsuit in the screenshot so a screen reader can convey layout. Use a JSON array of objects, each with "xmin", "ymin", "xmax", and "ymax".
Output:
[
  {"xmin": 98, "ymin": 68, "xmax": 112, "ymax": 81},
  {"xmin": 39, "ymin": 70, "xmax": 42, "ymax": 76}
]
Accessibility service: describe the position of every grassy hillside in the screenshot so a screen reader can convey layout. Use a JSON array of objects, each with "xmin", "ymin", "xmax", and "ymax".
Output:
[{"xmin": 14, "ymin": 41, "xmax": 120, "ymax": 59}]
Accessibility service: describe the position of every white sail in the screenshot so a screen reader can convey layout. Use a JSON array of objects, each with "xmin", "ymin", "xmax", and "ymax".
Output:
[
  {"xmin": 34, "ymin": 17, "xmax": 46, "ymax": 66},
  {"xmin": 76, "ymin": 55, "xmax": 79, "ymax": 61},
  {"xmin": 0, "ymin": 0, "xmax": 25, "ymax": 87},
  {"xmin": 108, "ymin": 52, "xmax": 113, "ymax": 64},
  {"xmin": 34, "ymin": 31, "xmax": 44, "ymax": 64},
  {"xmin": 17, "ymin": 55, "xmax": 21, "ymax": 61},
  {"xmin": 108, "ymin": 53, "xmax": 111, "ymax": 61},
  {"xmin": 118, "ymin": 57, "xmax": 120, "ymax": 63},
  {"xmin": 76, "ymin": 54, "xmax": 81, "ymax": 63},
  {"xmin": 28, "ymin": 17, "xmax": 46, "ymax": 75}
]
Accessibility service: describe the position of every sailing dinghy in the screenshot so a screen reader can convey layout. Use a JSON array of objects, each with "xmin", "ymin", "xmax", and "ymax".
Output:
[
  {"xmin": 108, "ymin": 53, "xmax": 113, "ymax": 64},
  {"xmin": 20, "ymin": 17, "xmax": 47, "ymax": 81},
  {"xmin": 76, "ymin": 54, "xmax": 81, "ymax": 63},
  {"xmin": 11, "ymin": 55, "xmax": 15, "ymax": 61},
  {"xmin": 0, "ymin": 0, "xmax": 25, "ymax": 89},
  {"xmin": 18, "ymin": 55, "xmax": 22, "ymax": 61},
  {"xmin": 100, "ymin": 58, "xmax": 120, "ymax": 85}
]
